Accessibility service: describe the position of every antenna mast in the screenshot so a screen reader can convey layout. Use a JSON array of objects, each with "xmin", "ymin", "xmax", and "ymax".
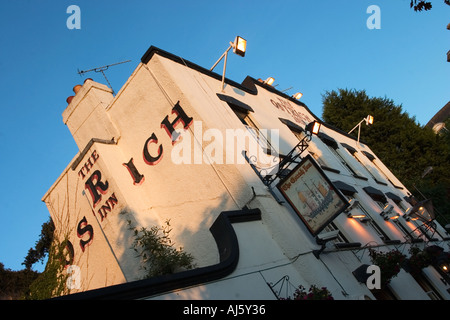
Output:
[{"xmin": 77, "ymin": 60, "xmax": 131, "ymax": 94}]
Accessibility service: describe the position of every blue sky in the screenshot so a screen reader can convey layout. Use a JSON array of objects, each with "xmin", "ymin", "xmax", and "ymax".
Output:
[{"xmin": 0, "ymin": 1, "xmax": 448, "ymax": 272}]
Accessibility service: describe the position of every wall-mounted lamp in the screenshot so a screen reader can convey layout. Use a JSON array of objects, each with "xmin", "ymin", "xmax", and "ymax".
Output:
[
  {"xmin": 345, "ymin": 199, "xmax": 359, "ymax": 213},
  {"xmin": 345, "ymin": 199, "xmax": 366, "ymax": 219},
  {"xmin": 263, "ymin": 77, "xmax": 275, "ymax": 86},
  {"xmin": 348, "ymin": 115, "xmax": 374, "ymax": 144},
  {"xmin": 305, "ymin": 120, "xmax": 321, "ymax": 137},
  {"xmin": 405, "ymin": 199, "xmax": 435, "ymax": 223},
  {"xmin": 233, "ymin": 36, "xmax": 247, "ymax": 57},
  {"xmin": 292, "ymin": 92, "xmax": 303, "ymax": 100},
  {"xmin": 210, "ymin": 36, "xmax": 247, "ymax": 92},
  {"xmin": 313, "ymin": 230, "xmax": 340, "ymax": 259},
  {"xmin": 380, "ymin": 204, "xmax": 394, "ymax": 220}
]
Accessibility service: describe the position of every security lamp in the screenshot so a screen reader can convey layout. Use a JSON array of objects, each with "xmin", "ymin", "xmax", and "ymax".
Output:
[
  {"xmin": 380, "ymin": 204, "xmax": 394, "ymax": 220},
  {"xmin": 348, "ymin": 115, "xmax": 374, "ymax": 145},
  {"xmin": 292, "ymin": 92, "xmax": 303, "ymax": 100},
  {"xmin": 345, "ymin": 199, "xmax": 366, "ymax": 219},
  {"xmin": 348, "ymin": 213, "xmax": 367, "ymax": 219},
  {"xmin": 344, "ymin": 199, "xmax": 359, "ymax": 213},
  {"xmin": 305, "ymin": 120, "xmax": 321, "ymax": 136},
  {"xmin": 233, "ymin": 36, "xmax": 247, "ymax": 57},
  {"xmin": 313, "ymin": 230, "xmax": 340, "ymax": 259},
  {"xmin": 263, "ymin": 77, "xmax": 275, "ymax": 86},
  {"xmin": 210, "ymin": 35, "xmax": 248, "ymax": 92}
]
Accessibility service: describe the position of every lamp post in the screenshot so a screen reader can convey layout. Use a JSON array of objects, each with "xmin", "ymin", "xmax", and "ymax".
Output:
[
  {"xmin": 348, "ymin": 115, "xmax": 374, "ymax": 144},
  {"xmin": 210, "ymin": 36, "xmax": 247, "ymax": 92}
]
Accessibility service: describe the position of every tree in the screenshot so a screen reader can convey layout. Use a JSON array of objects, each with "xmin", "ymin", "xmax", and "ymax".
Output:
[
  {"xmin": 322, "ymin": 89, "xmax": 450, "ymax": 223},
  {"xmin": 23, "ymin": 218, "xmax": 54, "ymax": 270},
  {"xmin": 0, "ymin": 263, "xmax": 39, "ymax": 300},
  {"xmin": 410, "ymin": 0, "xmax": 450, "ymax": 11}
]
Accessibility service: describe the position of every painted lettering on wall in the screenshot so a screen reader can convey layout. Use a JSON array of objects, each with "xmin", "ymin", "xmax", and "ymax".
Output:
[
  {"xmin": 270, "ymin": 97, "xmax": 312, "ymax": 126},
  {"xmin": 74, "ymin": 149, "xmax": 121, "ymax": 260},
  {"xmin": 123, "ymin": 101, "xmax": 194, "ymax": 185},
  {"xmin": 77, "ymin": 216, "xmax": 94, "ymax": 252}
]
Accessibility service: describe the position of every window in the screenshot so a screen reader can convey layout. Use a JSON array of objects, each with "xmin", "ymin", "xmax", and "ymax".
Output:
[
  {"xmin": 217, "ymin": 93, "xmax": 277, "ymax": 156},
  {"xmin": 345, "ymin": 195, "xmax": 391, "ymax": 242},
  {"xmin": 321, "ymin": 222, "xmax": 348, "ymax": 244},
  {"xmin": 233, "ymin": 109, "xmax": 276, "ymax": 155},
  {"xmin": 361, "ymin": 151, "xmax": 400, "ymax": 187},
  {"xmin": 410, "ymin": 272, "xmax": 443, "ymax": 300},
  {"xmin": 341, "ymin": 143, "xmax": 387, "ymax": 185},
  {"xmin": 318, "ymin": 134, "xmax": 366, "ymax": 179}
]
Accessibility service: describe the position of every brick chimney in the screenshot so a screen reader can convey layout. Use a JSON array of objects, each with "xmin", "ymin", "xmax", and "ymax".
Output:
[{"xmin": 62, "ymin": 79, "xmax": 120, "ymax": 150}]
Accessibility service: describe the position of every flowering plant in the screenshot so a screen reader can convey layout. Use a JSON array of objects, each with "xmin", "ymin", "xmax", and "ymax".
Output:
[
  {"xmin": 405, "ymin": 246, "xmax": 433, "ymax": 275},
  {"xmin": 292, "ymin": 285, "xmax": 334, "ymax": 300},
  {"xmin": 368, "ymin": 248, "xmax": 406, "ymax": 287}
]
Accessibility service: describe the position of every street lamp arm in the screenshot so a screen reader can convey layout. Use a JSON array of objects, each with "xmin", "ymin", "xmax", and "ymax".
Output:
[{"xmin": 348, "ymin": 119, "xmax": 365, "ymax": 135}]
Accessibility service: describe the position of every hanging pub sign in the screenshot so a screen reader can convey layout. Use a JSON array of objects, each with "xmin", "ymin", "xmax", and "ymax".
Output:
[{"xmin": 277, "ymin": 155, "xmax": 349, "ymax": 236}]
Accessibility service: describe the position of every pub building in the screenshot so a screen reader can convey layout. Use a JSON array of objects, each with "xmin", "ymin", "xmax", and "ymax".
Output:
[{"xmin": 43, "ymin": 42, "xmax": 450, "ymax": 300}]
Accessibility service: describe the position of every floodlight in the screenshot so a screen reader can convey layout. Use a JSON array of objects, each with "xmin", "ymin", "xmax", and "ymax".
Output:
[
  {"xmin": 264, "ymin": 77, "xmax": 275, "ymax": 86},
  {"xmin": 292, "ymin": 92, "xmax": 303, "ymax": 100},
  {"xmin": 233, "ymin": 36, "xmax": 247, "ymax": 57},
  {"xmin": 305, "ymin": 120, "xmax": 321, "ymax": 136},
  {"xmin": 348, "ymin": 115, "xmax": 374, "ymax": 145},
  {"xmin": 210, "ymin": 35, "xmax": 248, "ymax": 92}
]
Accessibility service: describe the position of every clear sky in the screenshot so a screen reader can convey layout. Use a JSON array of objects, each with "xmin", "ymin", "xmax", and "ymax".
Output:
[{"xmin": 0, "ymin": 1, "xmax": 448, "ymax": 272}]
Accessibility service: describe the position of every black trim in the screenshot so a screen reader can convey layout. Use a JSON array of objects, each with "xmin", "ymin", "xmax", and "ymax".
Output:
[
  {"xmin": 71, "ymin": 138, "xmax": 117, "ymax": 171},
  {"xmin": 141, "ymin": 46, "xmax": 257, "ymax": 95},
  {"xmin": 217, "ymin": 93, "xmax": 254, "ymax": 113},
  {"xmin": 279, "ymin": 118, "xmax": 304, "ymax": 133},
  {"xmin": 53, "ymin": 208, "xmax": 262, "ymax": 300},
  {"xmin": 318, "ymin": 132, "xmax": 338, "ymax": 149},
  {"xmin": 333, "ymin": 181, "xmax": 358, "ymax": 196},
  {"xmin": 340, "ymin": 143, "xmax": 357, "ymax": 154},
  {"xmin": 362, "ymin": 151, "xmax": 376, "ymax": 161},
  {"xmin": 141, "ymin": 46, "xmax": 368, "ymax": 145},
  {"xmin": 363, "ymin": 186, "xmax": 387, "ymax": 203}
]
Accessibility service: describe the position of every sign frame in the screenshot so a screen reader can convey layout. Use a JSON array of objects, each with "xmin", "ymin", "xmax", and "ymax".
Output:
[{"xmin": 276, "ymin": 154, "xmax": 349, "ymax": 236}]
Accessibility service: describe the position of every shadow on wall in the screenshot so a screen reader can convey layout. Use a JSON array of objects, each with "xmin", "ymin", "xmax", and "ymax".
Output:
[{"xmin": 53, "ymin": 207, "xmax": 262, "ymax": 300}]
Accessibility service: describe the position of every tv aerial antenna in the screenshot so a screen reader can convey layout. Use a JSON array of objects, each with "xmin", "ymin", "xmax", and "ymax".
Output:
[{"xmin": 77, "ymin": 60, "xmax": 131, "ymax": 94}]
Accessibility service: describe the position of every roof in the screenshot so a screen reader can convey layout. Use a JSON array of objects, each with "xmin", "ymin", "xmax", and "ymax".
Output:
[
  {"xmin": 140, "ymin": 46, "xmax": 370, "ymax": 145},
  {"xmin": 426, "ymin": 101, "xmax": 450, "ymax": 128}
]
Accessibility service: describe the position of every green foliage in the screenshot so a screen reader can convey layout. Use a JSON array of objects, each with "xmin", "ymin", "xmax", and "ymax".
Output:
[
  {"xmin": 410, "ymin": 0, "xmax": 450, "ymax": 11},
  {"xmin": 369, "ymin": 249, "xmax": 406, "ymax": 286},
  {"xmin": 129, "ymin": 219, "xmax": 195, "ymax": 279},
  {"xmin": 0, "ymin": 263, "xmax": 40, "ymax": 300},
  {"xmin": 23, "ymin": 218, "xmax": 55, "ymax": 270},
  {"xmin": 292, "ymin": 285, "xmax": 334, "ymax": 300},
  {"xmin": 25, "ymin": 238, "xmax": 71, "ymax": 300},
  {"xmin": 322, "ymin": 89, "xmax": 450, "ymax": 223},
  {"xmin": 405, "ymin": 246, "xmax": 434, "ymax": 275}
]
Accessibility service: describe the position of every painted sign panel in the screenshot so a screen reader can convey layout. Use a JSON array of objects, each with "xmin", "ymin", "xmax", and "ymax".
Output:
[{"xmin": 277, "ymin": 155, "xmax": 348, "ymax": 235}]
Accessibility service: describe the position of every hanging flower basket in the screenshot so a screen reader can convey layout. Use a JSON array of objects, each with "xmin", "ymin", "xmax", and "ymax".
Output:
[
  {"xmin": 403, "ymin": 246, "xmax": 434, "ymax": 275},
  {"xmin": 369, "ymin": 248, "xmax": 406, "ymax": 287},
  {"xmin": 292, "ymin": 285, "xmax": 334, "ymax": 300}
]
